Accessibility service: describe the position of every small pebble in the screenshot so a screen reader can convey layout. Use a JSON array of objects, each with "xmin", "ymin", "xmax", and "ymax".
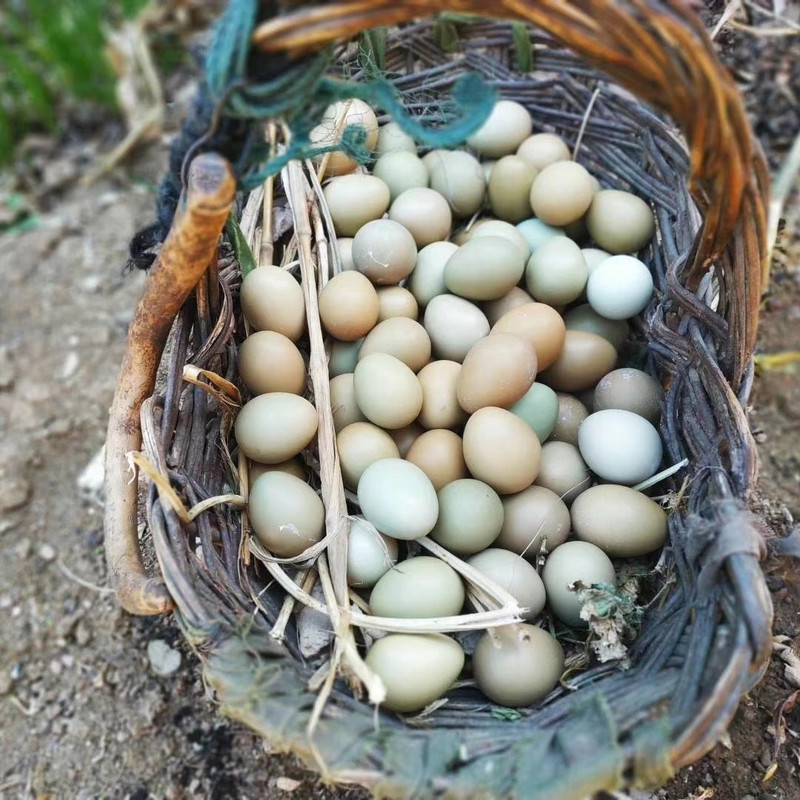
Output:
[
  {"xmin": 147, "ymin": 640, "xmax": 182, "ymax": 676},
  {"xmin": 37, "ymin": 543, "xmax": 57, "ymax": 562},
  {"xmin": 276, "ymin": 777, "xmax": 302, "ymax": 793},
  {"xmin": 0, "ymin": 475, "xmax": 31, "ymax": 512}
]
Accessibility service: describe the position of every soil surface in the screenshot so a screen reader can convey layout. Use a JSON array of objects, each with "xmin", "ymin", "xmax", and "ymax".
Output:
[{"xmin": 1, "ymin": 12, "xmax": 799, "ymax": 800}]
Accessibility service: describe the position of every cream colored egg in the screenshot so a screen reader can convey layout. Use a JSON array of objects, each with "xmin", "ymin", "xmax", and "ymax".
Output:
[
  {"xmin": 491, "ymin": 302, "xmax": 566, "ymax": 371},
  {"xmin": 376, "ymin": 122, "xmax": 417, "ymax": 155},
  {"xmin": 359, "ymin": 317, "xmax": 431, "ymax": 373},
  {"xmin": 329, "ymin": 373, "xmax": 365, "ymax": 432},
  {"xmin": 444, "ymin": 236, "xmax": 526, "ymax": 301},
  {"xmin": 483, "ymin": 287, "xmax": 534, "ymax": 326},
  {"xmin": 357, "ymin": 458, "xmax": 439, "ymax": 540},
  {"xmin": 353, "ymin": 353, "xmax": 423, "ymax": 429},
  {"xmin": 328, "ymin": 338, "xmax": 363, "ymax": 378},
  {"xmin": 469, "ymin": 220, "xmax": 531, "ymax": 262},
  {"xmin": 426, "ymin": 149, "xmax": 486, "ymax": 218},
  {"xmin": 337, "ymin": 421, "xmax": 400, "ymax": 489},
  {"xmin": 235, "ymin": 393, "xmax": 318, "ymax": 464},
  {"xmin": 310, "ymin": 99, "xmax": 378, "ymax": 176},
  {"xmin": 468, "ymin": 550, "xmax": 546, "ymax": 621},
  {"xmin": 409, "ymin": 241, "xmax": 458, "ymax": 307},
  {"xmin": 563, "ymin": 304, "xmax": 628, "ymax": 351},
  {"xmin": 431, "ymin": 479, "xmax": 504, "ymax": 554},
  {"xmin": 424, "ymin": 295, "xmax": 490, "ymax": 362},
  {"xmin": 417, "ymin": 360, "xmax": 467, "ymax": 430},
  {"xmin": 529, "ymin": 162, "xmax": 595, "ymax": 226},
  {"xmin": 539, "ymin": 331, "xmax": 617, "ymax": 392},
  {"xmin": 516, "ymin": 132, "xmax": 571, "ymax": 170},
  {"xmin": 337, "ymin": 238, "xmax": 355, "ymax": 270},
  {"xmin": 488, "ymin": 156, "xmax": 539, "ymax": 223},
  {"xmin": 389, "ymin": 187, "xmax": 452, "ymax": 247},
  {"xmin": 498, "ymin": 485, "xmax": 570, "ymax": 556},
  {"xmin": 534, "ymin": 441, "xmax": 590, "ymax": 504},
  {"xmin": 586, "ymin": 190, "xmax": 655, "ymax": 253},
  {"xmin": 467, "ymin": 100, "xmax": 533, "ymax": 158},
  {"xmin": 352, "ymin": 219, "xmax": 418, "ymax": 285},
  {"xmin": 376, "ymin": 286, "xmax": 419, "ymax": 321},
  {"xmin": 240, "ymin": 266, "xmax": 305, "ymax": 342},
  {"xmin": 248, "ymin": 472, "xmax": 324, "ymax": 557},
  {"xmin": 370, "ymin": 556, "xmax": 465, "ymax": 618},
  {"xmin": 238, "ymin": 331, "xmax": 306, "ymax": 396},
  {"xmin": 324, "ymin": 174, "xmax": 390, "ymax": 237},
  {"xmin": 373, "ymin": 151, "xmax": 429, "ymax": 201},
  {"xmin": 525, "ymin": 237, "xmax": 588, "ymax": 305},
  {"xmin": 550, "ymin": 393, "xmax": 589, "ymax": 445},
  {"xmin": 249, "ymin": 457, "xmax": 306, "ymax": 484},
  {"xmin": 463, "ymin": 407, "xmax": 542, "ymax": 495},
  {"xmin": 347, "ymin": 517, "xmax": 399, "ymax": 588},
  {"xmin": 405, "ymin": 429, "xmax": 468, "ymax": 491},
  {"xmin": 318, "ymin": 271, "xmax": 379, "ymax": 341}
]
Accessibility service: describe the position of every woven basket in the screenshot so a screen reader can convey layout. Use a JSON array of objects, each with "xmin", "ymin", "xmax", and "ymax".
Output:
[{"xmin": 104, "ymin": 2, "xmax": 773, "ymax": 797}]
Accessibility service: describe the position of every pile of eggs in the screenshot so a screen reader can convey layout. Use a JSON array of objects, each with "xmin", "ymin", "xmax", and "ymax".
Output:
[{"xmin": 234, "ymin": 97, "xmax": 670, "ymax": 713}]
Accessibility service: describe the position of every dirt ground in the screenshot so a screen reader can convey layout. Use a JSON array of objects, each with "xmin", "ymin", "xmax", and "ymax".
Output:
[{"xmin": 1, "ymin": 17, "xmax": 799, "ymax": 800}]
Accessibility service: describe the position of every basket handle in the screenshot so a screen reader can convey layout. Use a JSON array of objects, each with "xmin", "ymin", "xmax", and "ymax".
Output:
[
  {"xmin": 253, "ymin": 0, "xmax": 769, "ymax": 385},
  {"xmin": 104, "ymin": 153, "xmax": 236, "ymax": 615}
]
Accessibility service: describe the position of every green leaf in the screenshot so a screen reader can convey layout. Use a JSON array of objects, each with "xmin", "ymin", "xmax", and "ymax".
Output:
[
  {"xmin": 491, "ymin": 707, "xmax": 522, "ymax": 722},
  {"xmin": 359, "ymin": 28, "xmax": 386, "ymax": 76},
  {"xmin": 434, "ymin": 20, "xmax": 462, "ymax": 53},
  {"xmin": 512, "ymin": 22, "xmax": 534, "ymax": 73},
  {"xmin": 226, "ymin": 215, "xmax": 257, "ymax": 277}
]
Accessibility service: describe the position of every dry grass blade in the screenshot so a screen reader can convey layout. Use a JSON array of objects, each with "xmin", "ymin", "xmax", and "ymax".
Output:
[{"xmin": 182, "ymin": 364, "xmax": 242, "ymax": 409}]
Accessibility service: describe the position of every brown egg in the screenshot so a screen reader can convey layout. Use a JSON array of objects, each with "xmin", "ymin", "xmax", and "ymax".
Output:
[
  {"xmin": 376, "ymin": 286, "xmax": 419, "ymax": 322},
  {"xmin": 240, "ymin": 266, "xmax": 305, "ymax": 342},
  {"xmin": 235, "ymin": 393, "xmax": 318, "ymax": 464},
  {"xmin": 534, "ymin": 441, "xmax": 590, "ymax": 504},
  {"xmin": 352, "ymin": 219, "xmax": 418, "ymax": 285},
  {"xmin": 550, "ymin": 393, "xmax": 589, "ymax": 445},
  {"xmin": 483, "ymin": 287, "xmax": 534, "ymax": 326},
  {"xmin": 358, "ymin": 317, "xmax": 431, "ymax": 373},
  {"xmin": 337, "ymin": 422, "xmax": 400, "ymax": 489},
  {"xmin": 417, "ymin": 360, "xmax": 468, "ymax": 430},
  {"xmin": 516, "ymin": 133, "xmax": 571, "ymax": 170},
  {"xmin": 389, "ymin": 187, "xmax": 453, "ymax": 247},
  {"xmin": 593, "ymin": 367, "xmax": 662, "ymax": 424},
  {"xmin": 249, "ymin": 457, "xmax": 307, "ymax": 484},
  {"xmin": 389, "ymin": 423, "xmax": 424, "ymax": 457},
  {"xmin": 406, "ymin": 430, "xmax": 468, "ymax": 491},
  {"xmin": 457, "ymin": 334, "xmax": 537, "ymax": 413},
  {"xmin": 463, "ymin": 407, "xmax": 542, "ymax": 495},
  {"xmin": 238, "ymin": 331, "xmax": 306, "ymax": 396},
  {"xmin": 318, "ymin": 271, "xmax": 379, "ymax": 341},
  {"xmin": 539, "ymin": 331, "xmax": 617, "ymax": 392},
  {"xmin": 491, "ymin": 302, "xmax": 566, "ymax": 370},
  {"xmin": 529, "ymin": 161, "xmax": 595, "ymax": 226},
  {"xmin": 353, "ymin": 353, "xmax": 423, "ymax": 429},
  {"xmin": 329, "ymin": 373, "xmax": 365, "ymax": 433},
  {"xmin": 323, "ymin": 174, "xmax": 390, "ymax": 236},
  {"xmin": 309, "ymin": 99, "xmax": 379, "ymax": 176},
  {"xmin": 497, "ymin": 485, "xmax": 570, "ymax": 557},
  {"xmin": 488, "ymin": 156, "xmax": 538, "ymax": 223}
]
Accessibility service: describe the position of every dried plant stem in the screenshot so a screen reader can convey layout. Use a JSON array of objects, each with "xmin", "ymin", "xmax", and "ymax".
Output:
[{"xmin": 271, "ymin": 568, "xmax": 317, "ymax": 640}]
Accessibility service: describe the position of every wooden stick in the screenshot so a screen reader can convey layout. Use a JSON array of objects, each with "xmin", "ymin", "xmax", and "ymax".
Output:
[{"xmin": 104, "ymin": 153, "xmax": 236, "ymax": 615}]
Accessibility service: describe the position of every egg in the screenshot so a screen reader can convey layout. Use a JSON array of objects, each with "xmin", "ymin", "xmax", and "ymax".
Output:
[
  {"xmin": 468, "ymin": 550, "xmax": 546, "ymax": 621},
  {"xmin": 456, "ymin": 334, "xmax": 538, "ymax": 413},
  {"xmin": 542, "ymin": 541, "xmax": 616, "ymax": 627},
  {"xmin": 578, "ymin": 409, "xmax": 662, "ymax": 485},
  {"xmin": 249, "ymin": 457, "xmax": 306, "ymax": 484},
  {"xmin": 405, "ymin": 429, "xmax": 468, "ymax": 491},
  {"xmin": 483, "ymin": 286, "xmax": 535, "ymax": 326},
  {"xmin": 240, "ymin": 266, "xmax": 305, "ymax": 342},
  {"xmin": 426, "ymin": 150, "xmax": 486, "ymax": 218},
  {"xmin": 431, "ymin": 479, "xmax": 504, "ymax": 554},
  {"xmin": 347, "ymin": 517, "xmax": 399, "ymax": 588},
  {"xmin": 375, "ymin": 122, "xmax": 417, "ymax": 155},
  {"xmin": 539, "ymin": 331, "xmax": 617, "ymax": 392},
  {"xmin": 359, "ymin": 317, "xmax": 431, "ymax": 373},
  {"xmin": 352, "ymin": 219, "xmax": 418, "ymax": 285},
  {"xmin": 481, "ymin": 160, "xmax": 496, "ymax": 183},
  {"xmin": 337, "ymin": 422, "xmax": 400, "ymax": 489},
  {"xmin": 488, "ymin": 156, "xmax": 538, "ymax": 223},
  {"xmin": 372, "ymin": 151, "xmax": 429, "ymax": 201},
  {"xmin": 444, "ymin": 236, "xmax": 526, "ymax": 301},
  {"xmin": 473, "ymin": 624, "xmax": 564, "ymax": 706},
  {"xmin": 593, "ymin": 368, "xmax": 662, "ymax": 424},
  {"xmin": 586, "ymin": 255, "xmax": 654, "ymax": 320},
  {"xmin": 248, "ymin": 472, "xmax": 324, "ymax": 557},
  {"xmin": 318, "ymin": 271, "xmax": 379, "ymax": 341},
  {"xmin": 586, "ymin": 190, "xmax": 655, "ymax": 253},
  {"xmin": 370, "ymin": 556, "xmax": 465, "ymax": 618},
  {"xmin": 571, "ymin": 484, "xmax": 668, "ymax": 557},
  {"xmin": 323, "ymin": 174, "xmax": 390, "ymax": 237},
  {"xmin": 529, "ymin": 162, "xmax": 595, "ymax": 226},
  {"xmin": 468, "ymin": 220, "xmax": 531, "ymax": 261},
  {"xmin": 238, "ymin": 331, "xmax": 306, "ymax": 396},
  {"xmin": 424, "ymin": 295, "xmax": 490, "ymax": 362},
  {"xmin": 328, "ymin": 338, "xmax": 363, "ymax": 377},
  {"xmin": 563, "ymin": 304, "xmax": 628, "ymax": 351},
  {"xmin": 409, "ymin": 241, "xmax": 458, "ymax": 307},
  {"xmin": 525, "ymin": 238, "xmax": 588, "ymax": 305},
  {"xmin": 353, "ymin": 353, "xmax": 423, "ymax": 429},
  {"xmin": 388, "ymin": 423, "xmax": 424, "ymax": 457},
  {"xmin": 535, "ymin": 441, "xmax": 590, "ymax": 504},
  {"xmin": 389, "ymin": 187, "xmax": 452, "ymax": 247},
  {"xmin": 516, "ymin": 218, "xmax": 566, "ymax": 252},
  {"xmin": 550, "ymin": 393, "xmax": 589, "ymax": 445},
  {"xmin": 490, "ymin": 302, "xmax": 566, "ymax": 370},
  {"xmin": 509, "ymin": 382, "xmax": 559, "ymax": 442},
  {"xmin": 417, "ymin": 360, "xmax": 467, "ymax": 430},
  {"xmin": 516, "ymin": 132, "xmax": 571, "ymax": 170},
  {"xmin": 309, "ymin": 99, "xmax": 378, "ymax": 175},
  {"xmin": 337, "ymin": 237, "xmax": 355, "ymax": 270},
  {"xmin": 235, "ymin": 393, "xmax": 318, "ymax": 463},
  {"xmin": 357, "ymin": 458, "xmax": 439, "ymax": 539},
  {"xmin": 329, "ymin": 373, "xmax": 365, "ymax": 432},
  {"xmin": 463, "ymin": 407, "xmax": 542, "ymax": 495},
  {"xmin": 365, "ymin": 634, "xmax": 464, "ymax": 713},
  {"xmin": 497, "ymin": 485, "xmax": 570, "ymax": 556},
  {"xmin": 582, "ymin": 247, "xmax": 612, "ymax": 271},
  {"xmin": 376, "ymin": 286, "xmax": 418, "ymax": 321},
  {"xmin": 467, "ymin": 100, "xmax": 533, "ymax": 158}
]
